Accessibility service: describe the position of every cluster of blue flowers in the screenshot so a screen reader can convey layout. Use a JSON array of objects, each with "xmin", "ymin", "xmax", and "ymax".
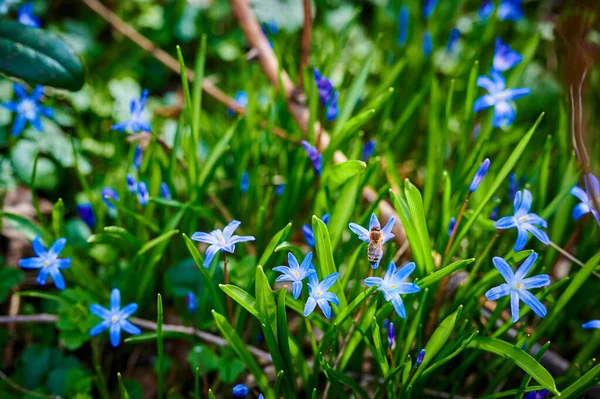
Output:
[{"xmin": 313, "ymin": 68, "xmax": 339, "ymax": 121}]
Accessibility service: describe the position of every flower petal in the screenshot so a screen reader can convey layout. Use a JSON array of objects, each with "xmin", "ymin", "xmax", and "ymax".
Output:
[
  {"xmin": 526, "ymin": 225, "xmax": 550, "ymax": 245},
  {"xmin": 288, "ymin": 252, "xmax": 300, "ymax": 270},
  {"xmin": 485, "ymin": 283, "xmax": 510, "ymax": 300},
  {"xmin": 391, "ymin": 296, "xmax": 406, "ymax": 318},
  {"xmin": 510, "ymin": 291, "xmax": 520, "ymax": 323},
  {"xmin": 381, "ymin": 217, "xmax": 395, "ymax": 241},
  {"xmin": 109, "ymin": 323, "xmax": 121, "ymax": 347},
  {"xmin": 522, "ymin": 275, "xmax": 550, "ymax": 289},
  {"xmin": 582, "ymin": 320, "xmax": 600, "ymax": 329},
  {"xmin": 300, "ymin": 251, "xmax": 314, "ymax": 271},
  {"xmin": 18, "ymin": 257, "xmax": 44, "ymax": 269},
  {"xmin": 228, "ymin": 235, "xmax": 256, "ymax": 245},
  {"xmin": 492, "ymin": 101, "xmax": 516, "ymax": 128},
  {"xmin": 57, "ymin": 258, "xmax": 71, "ymax": 269},
  {"xmin": 396, "ymin": 282, "xmax": 420, "ymax": 294},
  {"xmin": 11, "ymin": 115, "xmax": 27, "ymax": 136},
  {"xmin": 120, "ymin": 319, "xmax": 141, "ymax": 335},
  {"xmin": 89, "ymin": 320, "xmax": 111, "ymax": 337},
  {"xmin": 119, "ymin": 303, "xmax": 138, "ymax": 318},
  {"xmin": 48, "ymin": 238, "xmax": 66, "ymax": 256},
  {"xmin": 394, "ymin": 262, "xmax": 416, "ymax": 282},
  {"xmin": 494, "ymin": 216, "xmax": 517, "ymax": 229},
  {"xmin": 525, "ymin": 213, "xmax": 547, "ymax": 228},
  {"xmin": 477, "ymin": 76, "xmax": 498, "ymax": 93},
  {"xmin": 49, "ymin": 267, "xmax": 65, "ymax": 290},
  {"xmin": 303, "ymin": 225, "xmax": 315, "ymax": 247},
  {"xmin": 348, "ymin": 222, "xmax": 370, "ymax": 242},
  {"xmin": 223, "ymin": 220, "xmax": 241, "ymax": 239},
  {"xmin": 2, "ymin": 101, "xmax": 18, "ymax": 112},
  {"xmin": 518, "ymin": 289, "xmax": 546, "ymax": 318},
  {"xmin": 570, "ymin": 185, "xmax": 588, "ymax": 203},
  {"xmin": 110, "ymin": 288, "xmax": 121, "ymax": 312},
  {"xmin": 322, "ymin": 292, "xmax": 339, "ymax": 306},
  {"xmin": 364, "ymin": 277, "xmax": 383, "ymax": 287},
  {"xmin": 318, "ymin": 299, "xmax": 332, "ymax": 319},
  {"xmin": 473, "ymin": 95, "xmax": 496, "ymax": 112},
  {"xmin": 518, "ymin": 189, "xmax": 533, "ymax": 214},
  {"xmin": 292, "ymin": 281, "xmax": 302, "ymax": 299},
  {"xmin": 191, "ymin": 232, "xmax": 218, "ymax": 245},
  {"xmin": 492, "ymin": 257, "xmax": 514, "ymax": 283},
  {"xmin": 273, "ymin": 266, "xmax": 291, "ymax": 274},
  {"xmin": 13, "ymin": 82, "xmax": 28, "ymax": 99},
  {"xmin": 514, "ymin": 226, "xmax": 529, "ymax": 252},
  {"xmin": 501, "ymin": 88, "xmax": 530, "ymax": 102},
  {"xmin": 36, "ymin": 268, "xmax": 49, "ymax": 286},
  {"xmin": 572, "ymin": 203, "xmax": 590, "ymax": 221},
  {"xmin": 203, "ymin": 245, "xmax": 220, "ymax": 268},
  {"xmin": 89, "ymin": 304, "xmax": 110, "ymax": 319},
  {"xmin": 369, "ymin": 213, "xmax": 380, "ymax": 230},
  {"xmin": 303, "ymin": 297, "xmax": 317, "ymax": 317},
  {"xmin": 319, "ymin": 272, "xmax": 340, "ymax": 291},
  {"xmin": 515, "ymin": 252, "xmax": 538, "ymax": 280}
]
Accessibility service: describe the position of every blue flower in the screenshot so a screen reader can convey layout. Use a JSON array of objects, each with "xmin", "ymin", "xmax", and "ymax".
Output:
[
  {"xmin": 111, "ymin": 89, "xmax": 151, "ymax": 133},
  {"xmin": 494, "ymin": 189, "xmax": 549, "ymax": 251},
  {"xmin": 240, "ymin": 171, "xmax": 249, "ymax": 193},
  {"xmin": 387, "ymin": 322, "xmax": 396, "ymax": 348},
  {"xmin": 490, "ymin": 205, "xmax": 499, "ymax": 221},
  {"xmin": 423, "ymin": 0, "xmax": 437, "ymax": 19},
  {"xmin": 126, "ymin": 174, "xmax": 137, "ymax": 194},
  {"xmin": 302, "ymin": 140, "xmax": 323, "ymax": 176},
  {"xmin": 423, "ymin": 31, "xmax": 433, "ymax": 58},
  {"xmin": 479, "ymin": 0, "xmax": 524, "ymax": 21},
  {"xmin": 363, "ymin": 139, "xmax": 376, "ymax": 161},
  {"xmin": 89, "ymin": 288, "xmax": 141, "ymax": 347},
  {"xmin": 2, "ymin": 83, "xmax": 53, "ymax": 137},
  {"xmin": 187, "ymin": 291, "xmax": 197, "ymax": 312},
  {"xmin": 160, "ymin": 182, "xmax": 171, "ymax": 200},
  {"xmin": 473, "ymin": 71, "xmax": 530, "ymax": 128},
  {"xmin": 447, "ymin": 28, "xmax": 460, "ymax": 53},
  {"xmin": 398, "ymin": 6, "xmax": 409, "ymax": 47},
  {"xmin": 76, "ymin": 202, "xmax": 96, "ymax": 228},
  {"xmin": 304, "ymin": 272, "xmax": 340, "ymax": 319},
  {"xmin": 273, "ymin": 252, "xmax": 316, "ymax": 299},
  {"xmin": 191, "ymin": 221, "xmax": 255, "ymax": 267},
  {"xmin": 493, "ymin": 38, "xmax": 523, "ymax": 72},
  {"xmin": 485, "ymin": 253, "xmax": 550, "ymax": 323},
  {"xmin": 582, "ymin": 320, "xmax": 600, "ymax": 329},
  {"xmin": 276, "ymin": 184, "xmax": 285, "ymax": 196},
  {"xmin": 325, "ymin": 91, "xmax": 339, "ymax": 121},
  {"xmin": 469, "ymin": 158, "xmax": 490, "ymax": 192},
  {"xmin": 523, "ymin": 390, "xmax": 549, "ymax": 399},
  {"xmin": 17, "ymin": 2, "xmax": 40, "ymax": 28},
  {"xmin": 571, "ymin": 173, "xmax": 600, "ymax": 226},
  {"xmin": 137, "ymin": 182, "xmax": 148, "ymax": 206},
  {"xmin": 232, "ymin": 384, "xmax": 250, "ymax": 397},
  {"xmin": 303, "ymin": 214, "xmax": 329, "ymax": 247},
  {"xmin": 313, "ymin": 68, "xmax": 334, "ymax": 106},
  {"xmin": 133, "ymin": 145, "xmax": 142, "ymax": 170},
  {"xmin": 416, "ymin": 349, "xmax": 426, "ymax": 366},
  {"xmin": 18, "ymin": 236, "xmax": 71, "ymax": 290},
  {"xmin": 365, "ymin": 261, "xmax": 420, "ymax": 318},
  {"xmin": 448, "ymin": 217, "xmax": 456, "ymax": 237},
  {"xmin": 349, "ymin": 214, "xmax": 395, "ymax": 267},
  {"xmin": 228, "ymin": 91, "xmax": 248, "ymax": 116},
  {"xmin": 102, "ymin": 188, "xmax": 119, "ymax": 209}
]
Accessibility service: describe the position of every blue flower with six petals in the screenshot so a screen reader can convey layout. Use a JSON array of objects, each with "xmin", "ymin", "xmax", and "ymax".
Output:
[
  {"xmin": 111, "ymin": 89, "xmax": 151, "ymax": 133},
  {"xmin": 191, "ymin": 221, "xmax": 255, "ymax": 267},
  {"xmin": 304, "ymin": 272, "xmax": 340, "ymax": 319},
  {"xmin": 485, "ymin": 253, "xmax": 550, "ymax": 323},
  {"xmin": 494, "ymin": 189, "xmax": 549, "ymax": 252},
  {"xmin": 473, "ymin": 71, "xmax": 530, "ymax": 128},
  {"xmin": 365, "ymin": 261, "xmax": 420, "ymax": 318},
  {"xmin": 18, "ymin": 236, "xmax": 71, "ymax": 290},
  {"xmin": 273, "ymin": 252, "xmax": 316, "ymax": 299},
  {"xmin": 89, "ymin": 288, "xmax": 141, "ymax": 347},
  {"xmin": 348, "ymin": 214, "xmax": 395, "ymax": 268},
  {"xmin": 2, "ymin": 83, "xmax": 54, "ymax": 137}
]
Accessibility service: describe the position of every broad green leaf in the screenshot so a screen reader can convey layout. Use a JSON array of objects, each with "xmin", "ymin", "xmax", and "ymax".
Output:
[
  {"xmin": 418, "ymin": 258, "xmax": 475, "ymax": 289},
  {"xmin": 219, "ymin": 284, "xmax": 258, "ymax": 318},
  {"xmin": 51, "ymin": 198, "xmax": 65, "ymax": 239},
  {"xmin": 399, "ymin": 289, "xmax": 429, "ymax": 363},
  {"xmin": 1, "ymin": 211, "xmax": 52, "ymax": 243},
  {"xmin": 390, "ymin": 190, "xmax": 425, "ymax": 274},
  {"xmin": 277, "ymin": 288, "xmax": 298, "ymax": 393},
  {"xmin": 255, "ymin": 266, "xmax": 278, "ymax": 338},
  {"xmin": 324, "ymin": 160, "xmax": 366, "ymax": 190},
  {"xmin": 329, "ymin": 174, "xmax": 362, "ymax": 249},
  {"xmin": 311, "ymin": 216, "xmax": 347, "ymax": 307},
  {"xmin": 371, "ymin": 317, "xmax": 389, "ymax": 375},
  {"xmin": 467, "ymin": 337, "xmax": 559, "ymax": 395},
  {"xmin": 182, "ymin": 233, "xmax": 226, "ymax": 316},
  {"xmin": 0, "ymin": 21, "xmax": 84, "ymax": 90},
  {"xmin": 404, "ymin": 180, "xmax": 435, "ymax": 274},
  {"xmin": 212, "ymin": 310, "xmax": 274, "ymax": 399}
]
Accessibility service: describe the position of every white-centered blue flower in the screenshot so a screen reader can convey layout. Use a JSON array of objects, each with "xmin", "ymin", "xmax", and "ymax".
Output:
[
  {"xmin": 111, "ymin": 89, "xmax": 151, "ymax": 133},
  {"xmin": 304, "ymin": 272, "xmax": 340, "ymax": 319},
  {"xmin": 485, "ymin": 253, "xmax": 550, "ymax": 323},
  {"xmin": 191, "ymin": 221, "xmax": 255, "ymax": 267},
  {"xmin": 570, "ymin": 173, "xmax": 600, "ymax": 226},
  {"xmin": 89, "ymin": 288, "xmax": 141, "ymax": 347},
  {"xmin": 349, "ymin": 214, "xmax": 395, "ymax": 244},
  {"xmin": 473, "ymin": 71, "xmax": 530, "ymax": 128},
  {"xmin": 18, "ymin": 236, "xmax": 71, "ymax": 290},
  {"xmin": 2, "ymin": 83, "xmax": 54, "ymax": 137},
  {"xmin": 494, "ymin": 189, "xmax": 549, "ymax": 252},
  {"xmin": 273, "ymin": 252, "xmax": 316, "ymax": 299},
  {"xmin": 365, "ymin": 261, "xmax": 420, "ymax": 318}
]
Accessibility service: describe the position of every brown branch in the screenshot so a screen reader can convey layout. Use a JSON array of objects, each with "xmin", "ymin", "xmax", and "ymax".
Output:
[
  {"xmin": 298, "ymin": 0, "xmax": 313, "ymax": 89},
  {"xmin": 228, "ymin": 0, "xmax": 407, "ymax": 246}
]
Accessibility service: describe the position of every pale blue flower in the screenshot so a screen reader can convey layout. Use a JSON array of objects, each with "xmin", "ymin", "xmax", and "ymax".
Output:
[
  {"xmin": 524, "ymin": 390, "xmax": 548, "ymax": 399},
  {"xmin": 582, "ymin": 320, "xmax": 600, "ymax": 329},
  {"xmin": 111, "ymin": 89, "xmax": 151, "ymax": 133},
  {"xmin": 17, "ymin": 2, "xmax": 40, "ymax": 28},
  {"xmin": 273, "ymin": 252, "xmax": 316, "ymax": 299},
  {"xmin": 126, "ymin": 174, "xmax": 136, "ymax": 194},
  {"xmin": 137, "ymin": 182, "xmax": 148, "ymax": 206},
  {"xmin": 77, "ymin": 202, "xmax": 95, "ymax": 228},
  {"xmin": 348, "ymin": 214, "xmax": 395, "ymax": 267},
  {"xmin": 240, "ymin": 171, "xmax": 249, "ymax": 193},
  {"xmin": 493, "ymin": 38, "xmax": 523, "ymax": 72},
  {"xmin": 233, "ymin": 384, "xmax": 250, "ymax": 397},
  {"xmin": 102, "ymin": 188, "xmax": 119, "ymax": 209},
  {"xmin": 485, "ymin": 253, "xmax": 550, "ymax": 323},
  {"xmin": 18, "ymin": 236, "xmax": 71, "ymax": 290},
  {"xmin": 2, "ymin": 83, "xmax": 53, "ymax": 137},
  {"xmin": 302, "ymin": 140, "xmax": 323, "ymax": 176},
  {"xmin": 304, "ymin": 272, "xmax": 340, "ymax": 319},
  {"xmin": 473, "ymin": 71, "xmax": 530, "ymax": 128},
  {"xmin": 276, "ymin": 184, "xmax": 285, "ymax": 196},
  {"xmin": 363, "ymin": 139, "xmax": 376, "ymax": 161},
  {"xmin": 494, "ymin": 189, "xmax": 549, "ymax": 251},
  {"xmin": 187, "ymin": 291, "xmax": 196, "ymax": 312},
  {"xmin": 398, "ymin": 6, "xmax": 409, "ymax": 47},
  {"xmin": 423, "ymin": 0, "xmax": 437, "ymax": 19},
  {"xmin": 228, "ymin": 91, "xmax": 248, "ymax": 115},
  {"xmin": 479, "ymin": 0, "xmax": 524, "ymax": 21},
  {"xmin": 365, "ymin": 261, "xmax": 420, "ymax": 318},
  {"xmin": 160, "ymin": 182, "xmax": 171, "ymax": 200},
  {"xmin": 571, "ymin": 173, "xmax": 600, "ymax": 226},
  {"xmin": 416, "ymin": 349, "xmax": 426, "ymax": 365},
  {"xmin": 388, "ymin": 322, "xmax": 395, "ymax": 348},
  {"xmin": 89, "ymin": 288, "xmax": 141, "ymax": 347},
  {"xmin": 447, "ymin": 28, "xmax": 460, "ymax": 53},
  {"xmin": 448, "ymin": 217, "xmax": 456, "ymax": 237},
  {"xmin": 191, "ymin": 221, "xmax": 255, "ymax": 267},
  {"xmin": 469, "ymin": 158, "xmax": 490, "ymax": 192},
  {"xmin": 133, "ymin": 145, "xmax": 142, "ymax": 170}
]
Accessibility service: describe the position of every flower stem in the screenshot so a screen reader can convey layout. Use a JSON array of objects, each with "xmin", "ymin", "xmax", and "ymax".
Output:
[
  {"xmin": 443, "ymin": 192, "xmax": 471, "ymax": 263},
  {"xmin": 547, "ymin": 240, "xmax": 599, "ymax": 278},
  {"xmin": 90, "ymin": 339, "xmax": 111, "ymax": 399},
  {"xmin": 222, "ymin": 252, "xmax": 234, "ymax": 323}
]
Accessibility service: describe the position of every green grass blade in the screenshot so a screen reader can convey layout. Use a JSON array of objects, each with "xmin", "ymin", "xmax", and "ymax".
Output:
[{"xmin": 219, "ymin": 284, "xmax": 258, "ymax": 318}]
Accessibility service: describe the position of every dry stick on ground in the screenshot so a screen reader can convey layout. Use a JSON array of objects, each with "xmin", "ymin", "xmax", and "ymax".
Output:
[
  {"xmin": 297, "ymin": 0, "xmax": 313, "ymax": 90},
  {"xmin": 0, "ymin": 314, "xmax": 272, "ymax": 364}
]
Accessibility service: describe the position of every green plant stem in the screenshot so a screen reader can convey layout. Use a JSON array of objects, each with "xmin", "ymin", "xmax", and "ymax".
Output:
[
  {"xmin": 222, "ymin": 252, "xmax": 234, "ymax": 323},
  {"xmin": 91, "ymin": 339, "xmax": 110, "ymax": 399},
  {"xmin": 443, "ymin": 192, "xmax": 471, "ymax": 262}
]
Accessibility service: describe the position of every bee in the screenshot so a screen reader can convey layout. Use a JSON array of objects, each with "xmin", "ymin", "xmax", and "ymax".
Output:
[{"xmin": 368, "ymin": 226, "xmax": 384, "ymax": 266}]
